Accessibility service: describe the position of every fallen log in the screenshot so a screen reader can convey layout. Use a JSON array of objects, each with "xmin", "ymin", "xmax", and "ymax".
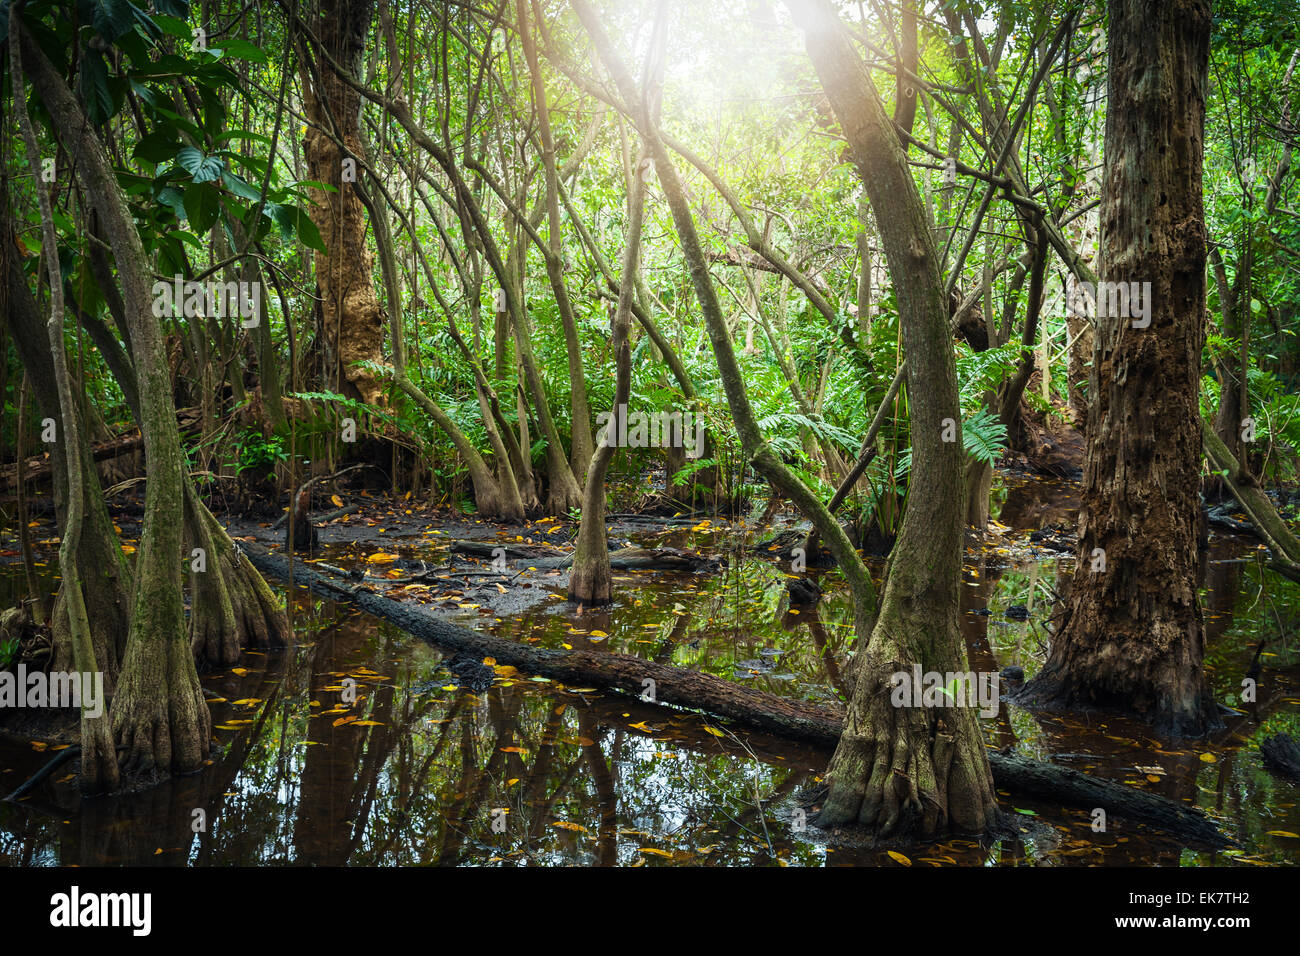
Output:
[
  {"xmin": 1202, "ymin": 421, "xmax": 1300, "ymax": 582},
  {"xmin": 1, "ymin": 431, "xmax": 143, "ymax": 488},
  {"xmin": 245, "ymin": 545, "xmax": 1232, "ymax": 848},
  {"xmin": 3, "ymin": 744, "xmax": 80, "ymax": 802},
  {"xmin": 1261, "ymin": 733, "xmax": 1300, "ymax": 783},
  {"xmin": 450, "ymin": 540, "xmax": 722, "ymax": 572}
]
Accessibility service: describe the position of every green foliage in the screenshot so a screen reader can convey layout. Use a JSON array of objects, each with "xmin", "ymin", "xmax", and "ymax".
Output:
[
  {"xmin": 226, "ymin": 428, "xmax": 287, "ymax": 476},
  {"xmin": 894, "ymin": 409, "xmax": 1009, "ymax": 480}
]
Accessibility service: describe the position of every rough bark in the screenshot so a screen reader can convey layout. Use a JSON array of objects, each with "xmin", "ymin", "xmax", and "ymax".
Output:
[
  {"xmin": 1019, "ymin": 0, "xmax": 1220, "ymax": 737},
  {"xmin": 303, "ymin": 0, "xmax": 387, "ymax": 407}
]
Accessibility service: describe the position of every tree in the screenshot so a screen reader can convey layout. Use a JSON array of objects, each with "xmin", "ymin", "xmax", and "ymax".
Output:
[
  {"xmin": 17, "ymin": 18, "xmax": 213, "ymax": 776},
  {"xmin": 302, "ymin": 0, "xmax": 388, "ymax": 408},
  {"xmin": 1019, "ymin": 0, "xmax": 1220, "ymax": 736},
  {"xmin": 784, "ymin": 0, "xmax": 998, "ymax": 836}
]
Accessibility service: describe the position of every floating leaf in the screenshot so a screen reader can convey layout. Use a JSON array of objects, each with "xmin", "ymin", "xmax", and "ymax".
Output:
[{"xmin": 887, "ymin": 851, "xmax": 912, "ymax": 866}]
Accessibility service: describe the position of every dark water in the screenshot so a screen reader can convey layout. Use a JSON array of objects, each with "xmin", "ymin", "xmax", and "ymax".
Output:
[{"xmin": 1, "ymin": 474, "xmax": 1298, "ymax": 866}]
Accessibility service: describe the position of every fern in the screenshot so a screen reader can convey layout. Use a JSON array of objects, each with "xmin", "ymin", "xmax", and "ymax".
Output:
[{"xmin": 894, "ymin": 409, "xmax": 1008, "ymax": 478}]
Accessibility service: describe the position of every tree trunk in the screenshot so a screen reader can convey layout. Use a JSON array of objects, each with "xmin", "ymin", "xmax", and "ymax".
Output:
[
  {"xmin": 10, "ymin": 16, "xmax": 119, "ymax": 792},
  {"xmin": 787, "ymin": 0, "xmax": 998, "ymax": 838},
  {"xmin": 303, "ymin": 0, "xmax": 388, "ymax": 407},
  {"xmin": 569, "ymin": 146, "xmax": 647, "ymax": 604},
  {"xmin": 19, "ymin": 21, "xmax": 211, "ymax": 776},
  {"xmin": 1019, "ymin": 0, "xmax": 1220, "ymax": 737}
]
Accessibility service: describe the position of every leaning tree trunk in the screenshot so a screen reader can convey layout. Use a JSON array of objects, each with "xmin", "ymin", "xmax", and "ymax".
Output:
[
  {"xmin": 569, "ymin": 146, "xmax": 647, "ymax": 604},
  {"xmin": 2, "ymin": 204, "xmax": 132, "ymax": 689},
  {"xmin": 10, "ymin": 15, "xmax": 119, "ymax": 792},
  {"xmin": 787, "ymin": 0, "xmax": 998, "ymax": 837},
  {"xmin": 303, "ymin": 0, "xmax": 387, "ymax": 407},
  {"xmin": 1019, "ymin": 0, "xmax": 1220, "ymax": 736},
  {"xmin": 517, "ymin": 0, "xmax": 594, "ymax": 481},
  {"xmin": 19, "ymin": 21, "xmax": 211, "ymax": 776}
]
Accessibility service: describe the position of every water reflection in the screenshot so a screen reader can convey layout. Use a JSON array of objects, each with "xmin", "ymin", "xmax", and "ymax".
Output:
[{"xmin": 1, "ymin": 477, "xmax": 1298, "ymax": 866}]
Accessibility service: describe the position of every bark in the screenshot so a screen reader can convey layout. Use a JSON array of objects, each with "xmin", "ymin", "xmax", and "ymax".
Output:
[
  {"xmin": 569, "ymin": 145, "xmax": 647, "ymax": 604},
  {"xmin": 785, "ymin": 0, "xmax": 998, "ymax": 837},
  {"xmin": 10, "ymin": 13, "xmax": 119, "ymax": 791},
  {"xmin": 516, "ymin": 0, "xmax": 594, "ymax": 479},
  {"xmin": 1019, "ymin": 0, "xmax": 1220, "ymax": 737},
  {"xmin": 1, "ymin": 199, "xmax": 131, "ymax": 689},
  {"xmin": 20, "ymin": 22, "xmax": 211, "ymax": 776},
  {"xmin": 185, "ymin": 481, "xmax": 291, "ymax": 668},
  {"xmin": 303, "ymin": 0, "xmax": 388, "ymax": 407}
]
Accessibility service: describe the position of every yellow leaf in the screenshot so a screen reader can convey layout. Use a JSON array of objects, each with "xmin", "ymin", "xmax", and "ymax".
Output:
[
  {"xmin": 352, "ymin": 720, "xmax": 384, "ymax": 727},
  {"xmin": 552, "ymin": 821, "xmax": 588, "ymax": 833},
  {"xmin": 1199, "ymin": 752, "xmax": 1217, "ymax": 763},
  {"xmin": 493, "ymin": 665, "xmax": 519, "ymax": 678},
  {"xmin": 639, "ymin": 847, "xmax": 673, "ymax": 857},
  {"xmin": 628, "ymin": 721, "xmax": 652, "ymax": 732},
  {"xmin": 330, "ymin": 494, "xmax": 344, "ymax": 508},
  {"xmin": 1266, "ymin": 830, "xmax": 1300, "ymax": 838},
  {"xmin": 702, "ymin": 725, "xmax": 726, "ymax": 737},
  {"xmin": 887, "ymin": 851, "xmax": 912, "ymax": 866},
  {"xmin": 230, "ymin": 667, "xmax": 249, "ymax": 676},
  {"xmin": 500, "ymin": 746, "xmax": 529, "ymax": 754},
  {"xmin": 589, "ymin": 629, "xmax": 608, "ymax": 638},
  {"xmin": 367, "ymin": 552, "xmax": 399, "ymax": 564},
  {"xmin": 332, "ymin": 716, "xmax": 357, "ymax": 726}
]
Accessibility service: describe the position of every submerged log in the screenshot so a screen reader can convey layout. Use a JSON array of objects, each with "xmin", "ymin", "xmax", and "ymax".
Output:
[
  {"xmin": 245, "ymin": 545, "xmax": 1232, "ymax": 847},
  {"xmin": 1261, "ymin": 733, "xmax": 1300, "ymax": 783},
  {"xmin": 450, "ymin": 540, "xmax": 721, "ymax": 572}
]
